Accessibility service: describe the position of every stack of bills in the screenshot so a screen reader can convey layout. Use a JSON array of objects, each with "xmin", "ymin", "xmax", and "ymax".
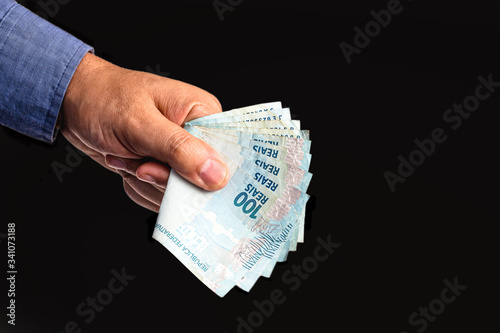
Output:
[{"xmin": 152, "ymin": 102, "xmax": 312, "ymax": 297}]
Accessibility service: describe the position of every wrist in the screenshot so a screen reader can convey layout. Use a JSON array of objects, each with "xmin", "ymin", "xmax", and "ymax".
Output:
[{"xmin": 61, "ymin": 52, "xmax": 111, "ymax": 128}]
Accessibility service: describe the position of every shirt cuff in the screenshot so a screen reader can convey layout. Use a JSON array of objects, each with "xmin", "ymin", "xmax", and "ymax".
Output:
[{"xmin": 0, "ymin": 0, "xmax": 94, "ymax": 143}]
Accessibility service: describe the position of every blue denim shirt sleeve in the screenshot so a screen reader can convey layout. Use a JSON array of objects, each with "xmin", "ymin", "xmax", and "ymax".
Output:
[{"xmin": 0, "ymin": 0, "xmax": 93, "ymax": 143}]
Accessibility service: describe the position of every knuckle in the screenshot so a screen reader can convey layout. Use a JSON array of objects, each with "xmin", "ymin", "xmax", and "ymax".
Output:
[
  {"xmin": 176, "ymin": 94, "xmax": 222, "ymax": 123},
  {"xmin": 191, "ymin": 94, "xmax": 222, "ymax": 117},
  {"xmin": 163, "ymin": 129, "xmax": 194, "ymax": 161}
]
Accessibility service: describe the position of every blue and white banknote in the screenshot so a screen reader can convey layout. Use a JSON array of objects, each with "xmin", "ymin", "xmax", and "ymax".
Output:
[{"xmin": 153, "ymin": 102, "xmax": 312, "ymax": 297}]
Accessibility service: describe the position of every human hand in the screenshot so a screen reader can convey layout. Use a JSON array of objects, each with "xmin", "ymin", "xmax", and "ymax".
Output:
[{"xmin": 59, "ymin": 53, "xmax": 229, "ymax": 212}]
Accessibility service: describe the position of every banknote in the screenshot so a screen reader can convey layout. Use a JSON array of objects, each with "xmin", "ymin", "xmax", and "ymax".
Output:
[
  {"xmin": 154, "ymin": 103, "xmax": 310, "ymax": 294},
  {"xmin": 192, "ymin": 116, "xmax": 312, "ymax": 252},
  {"xmin": 153, "ymin": 102, "xmax": 312, "ymax": 296},
  {"xmin": 188, "ymin": 108, "xmax": 292, "ymax": 126},
  {"xmin": 192, "ymin": 130, "xmax": 312, "ymax": 263},
  {"xmin": 192, "ymin": 103, "xmax": 309, "ymax": 278},
  {"xmin": 187, "ymin": 102, "xmax": 284, "ymax": 126},
  {"xmin": 192, "ymin": 127, "xmax": 312, "ymax": 252},
  {"xmin": 191, "ymin": 103, "xmax": 311, "ymax": 278},
  {"xmin": 187, "ymin": 126, "xmax": 311, "ymax": 290}
]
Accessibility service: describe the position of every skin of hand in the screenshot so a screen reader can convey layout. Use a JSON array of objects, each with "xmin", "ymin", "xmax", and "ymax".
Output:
[{"xmin": 59, "ymin": 52, "xmax": 229, "ymax": 212}]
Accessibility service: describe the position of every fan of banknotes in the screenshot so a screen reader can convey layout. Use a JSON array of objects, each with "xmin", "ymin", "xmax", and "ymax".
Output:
[{"xmin": 152, "ymin": 102, "xmax": 312, "ymax": 297}]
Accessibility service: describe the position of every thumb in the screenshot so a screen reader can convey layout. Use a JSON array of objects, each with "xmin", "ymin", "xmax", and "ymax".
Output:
[{"xmin": 129, "ymin": 109, "xmax": 229, "ymax": 191}]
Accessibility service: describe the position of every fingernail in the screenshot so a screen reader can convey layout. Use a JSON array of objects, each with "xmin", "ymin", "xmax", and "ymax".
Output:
[
  {"xmin": 200, "ymin": 159, "xmax": 227, "ymax": 187},
  {"xmin": 108, "ymin": 158, "xmax": 125, "ymax": 170},
  {"xmin": 138, "ymin": 173, "xmax": 156, "ymax": 184}
]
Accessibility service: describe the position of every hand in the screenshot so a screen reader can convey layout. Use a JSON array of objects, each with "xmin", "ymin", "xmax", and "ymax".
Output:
[{"xmin": 59, "ymin": 53, "xmax": 229, "ymax": 212}]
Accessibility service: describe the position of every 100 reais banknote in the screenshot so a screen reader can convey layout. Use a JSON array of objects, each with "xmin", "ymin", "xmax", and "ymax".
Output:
[{"xmin": 152, "ymin": 102, "xmax": 312, "ymax": 297}]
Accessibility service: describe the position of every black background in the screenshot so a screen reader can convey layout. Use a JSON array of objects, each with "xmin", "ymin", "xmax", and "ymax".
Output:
[{"xmin": 1, "ymin": 0, "xmax": 498, "ymax": 332}]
